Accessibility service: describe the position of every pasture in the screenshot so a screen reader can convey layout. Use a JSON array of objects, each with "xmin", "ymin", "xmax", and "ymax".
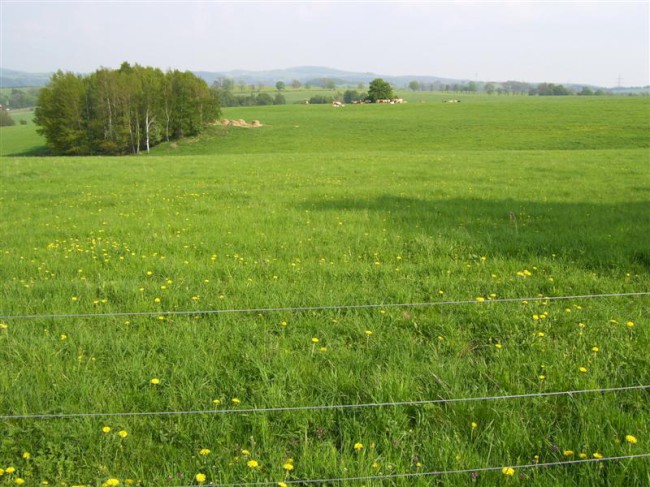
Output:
[{"xmin": 1, "ymin": 95, "xmax": 649, "ymax": 486}]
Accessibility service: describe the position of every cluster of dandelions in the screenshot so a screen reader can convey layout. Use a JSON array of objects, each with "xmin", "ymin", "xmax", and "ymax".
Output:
[
  {"xmin": 192, "ymin": 441, "xmax": 371, "ymax": 485},
  {"xmin": 0, "ymin": 466, "xmax": 25, "ymax": 485},
  {"xmin": 101, "ymin": 426, "xmax": 129, "ymax": 439}
]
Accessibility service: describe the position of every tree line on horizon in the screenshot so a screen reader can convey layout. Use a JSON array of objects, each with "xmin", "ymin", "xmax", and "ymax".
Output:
[
  {"xmin": 34, "ymin": 63, "xmax": 219, "ymax": 155},
  {"xmin": 406, "ymin": 80, "xmax": 609, "ymax": 96}
]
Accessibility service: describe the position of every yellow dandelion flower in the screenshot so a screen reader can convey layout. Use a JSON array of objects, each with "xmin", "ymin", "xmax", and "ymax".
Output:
[
  {"xmin": 471, "ymin": 422, "xmax": 478, "ymax": 429},
  {"xmin": 22, "ymin": 452, "xmax": 30, "ymax": 459},
  {"xmin": 365, "ymin": 330, "xmax": 373, "ymax": 336},
  {"xmin": 475, "ymin": 297, "xmax": 485, "ymax": 302},
  {"xmin": 354, "ymin": 442, "xmax": 363, "ymax": 451},
  {"xmin": 626, "ymin": 321, "xmax": 634, "ymax": 327},
  {"xmin": 247, "ymin": 459, "xmax": 259, "ymax": 469},
  {"xmin": 118, "ymin": 430, "xmax": 128, "ymax": 438},
  {"xmin": 15, "ymin": 479, "xmax": 25, "ymax": 486},
  {"xmin": 231, "ymin": 398, "xmax": 241, "ymax": 405},
  {"xmin": 105, "ymin": 479, "xmax": 120, "ymax": 487},
  {"xmin": 372, "ymin": 462, "xmax": 380, "ymax": 469},
  {"xmin": 241, "ymin": 449, "xmax": 250, "ymax": 456},
  {"xmin": 537, "ymin": 331, "xmax": 545, "ymax": 337},
  {"xmin": 593, "ymin": 452, "xmax": 603, "ymax": 459},
  {"xmin": 592, "ymin": 346, "xmax": 600, "ymax": 352},
  {"xmin": 563, "ymin": 450, "xmax": 574, "ymax": 456},
  {"xmin": 60, "ymin": 334, "xmax": 68, "ymax": 341},
  {"xmin": 6, "ymin": 467, "xmax": 16, "ymax": 474},
  {"xmin": 102, "ymin": 426, "xmax": 111, "ymax": 433},
  {"xmin": 278, "ymin": 483, "xmax": 288, "ymax": 487},
  {"xmin": 578, "ymin": 453, "xmax": 588, "ymax": 459},
  {"xmin": 0, "ymin": 323, "xmax": 7, "ymax": 330},
  {"xmin": 282, "ymin": 463, "xmax": 294, "ymax": 471},
  {"xmin": 502, "ymin": 467, "xmax": 515, "ymax": 475},
  {"xmin": 195, "ymin": 473, "xmax": 206, "ymax": 484},
  {"xmin": 625, "ymin": 435, "xmax": 638, "ymax": 444},
  {"xmin": 199, "ymin": 448, "xmax": 211, "ymax": 456},
  {"xmin": 212, "ymin": 399, "xmax": 221, "ymax": 406},
  {"xmin": 495, "ymin": 343, "xmax": 502, "ymax": 349},
  {"xmin": 579, "ymin": 367, "xmax": 587, "ymax": 373},
  {"xmin": 538, "ymin": 375, "xmax": 546, "ymax": 380},
  {"xmin": 311, "ymin": 337, "xmax": 320, "ymax": 343},
  {"xmin": 150, "ymin": 378, "xmax": 160, "ymax": 385}
]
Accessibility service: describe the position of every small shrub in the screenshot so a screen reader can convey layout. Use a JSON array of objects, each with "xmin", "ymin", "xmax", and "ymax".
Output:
[{"xmin": 0, "ymin": 110, "xmax": 15, "ymax": 126}]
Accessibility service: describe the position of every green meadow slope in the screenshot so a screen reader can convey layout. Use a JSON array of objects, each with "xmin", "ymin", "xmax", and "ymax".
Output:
[{"xmin": 0, "ymin": 96, "xmax": 649, "ymax": 486}]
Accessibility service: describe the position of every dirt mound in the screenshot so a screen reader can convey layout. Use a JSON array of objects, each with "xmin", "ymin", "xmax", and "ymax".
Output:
[{"xmin": 220, "ymin": 119, "xmax": 264, "ymax": 128}]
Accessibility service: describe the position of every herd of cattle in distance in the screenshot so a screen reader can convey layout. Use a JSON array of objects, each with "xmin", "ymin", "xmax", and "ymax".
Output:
[
  {"xmin": 306, "ymin": 98, "xmax": 461, "ymax": 107},
  {"xmin": 329, "ymin": 98, "xmax": 406, "ymax": 107}
]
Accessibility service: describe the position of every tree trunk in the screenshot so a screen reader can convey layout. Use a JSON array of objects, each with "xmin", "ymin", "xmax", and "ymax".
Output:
[{"xmin": 145, "ymin": 109, "xmax": 150, "ymax": 154}]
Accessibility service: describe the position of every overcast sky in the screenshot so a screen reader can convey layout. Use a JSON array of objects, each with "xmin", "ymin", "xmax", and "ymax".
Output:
[{"xmin": 2, "ymin": 0, "xmax": 648, "ymax": 87}]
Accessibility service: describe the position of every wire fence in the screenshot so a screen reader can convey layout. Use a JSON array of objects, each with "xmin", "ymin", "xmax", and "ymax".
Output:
[
  {"xmin": 2, "ymin": 385, "xmax": 647, "ymax": 421},
  {"xmin": 1, "ymin": 291, "xmax": 647, "ymax": 484},
  {"xmin": 1, "ymin": 291, "xmax": 648, "ymax": 321},
  {"xmin": 176, "ymin": 453, "xmax": 650, "ymax": 486}
]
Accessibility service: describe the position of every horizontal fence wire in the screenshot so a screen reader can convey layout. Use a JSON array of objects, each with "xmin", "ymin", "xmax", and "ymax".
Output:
[
  {"xmin": 177, "ymin": 453, "xmax": 650, "ymax": 487},
  {"xmin": 1, "ymin": 385, "xmax": 647, "ymax": 421},
  {"xmin": 1, "ymin": 291, "xmax": 648, "ymax": 321}
]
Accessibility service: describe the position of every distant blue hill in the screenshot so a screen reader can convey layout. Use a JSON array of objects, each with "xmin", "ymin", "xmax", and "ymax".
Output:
[
  {"xmin": 3, "ymin": 66, "xmax": 647, "ymax": 93},
  {"xmin": 1, "ymin": 68, "xmax": 52, "ymax": 88},
  {"xmin": 194, "ymin": 65, "xmax": 465, "ymax": 87},
  {"xmin": 0, "ymin": 65, "xmax": 468, "ymax": 89}
]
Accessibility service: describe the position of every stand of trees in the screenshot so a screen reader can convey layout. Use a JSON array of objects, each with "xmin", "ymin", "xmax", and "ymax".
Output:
[
  {"xmin": 213, "ymin": 85, "xmax": 287, "ymax": 107},
  {"xmin": 34, "ymin": 63, "xmax": 220, "ymax": 155},
  {"xmin": 367, "ymin": 78, "xmax": 394, "ymax": 102},
  {"xmin": 0, "ymin": 87, "xmax": 40, "ymax": 109}
]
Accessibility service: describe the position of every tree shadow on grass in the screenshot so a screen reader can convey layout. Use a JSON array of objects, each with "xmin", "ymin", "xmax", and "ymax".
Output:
[
  {"xmin": 4, "ymin": 145, "xmax": 50, "ymax": 157},
  {"xmin": 297, "ymin": 195, "xmax": 650, "ymax": 271}
]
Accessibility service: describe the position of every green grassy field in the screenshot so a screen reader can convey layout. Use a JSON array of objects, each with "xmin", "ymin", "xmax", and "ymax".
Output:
[
  {"xmin": 1, "ymin": 96, "xmax": 649, "ymax": 486},
  {"xmin": 0, "ymin": 109, "xmax": 47, "ymax": 157}
]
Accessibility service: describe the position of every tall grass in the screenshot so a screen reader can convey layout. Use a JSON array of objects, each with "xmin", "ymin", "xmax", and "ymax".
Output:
[{"xmin": 0, "ymin": 96, "xmax": 648, "ymax": 486}]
